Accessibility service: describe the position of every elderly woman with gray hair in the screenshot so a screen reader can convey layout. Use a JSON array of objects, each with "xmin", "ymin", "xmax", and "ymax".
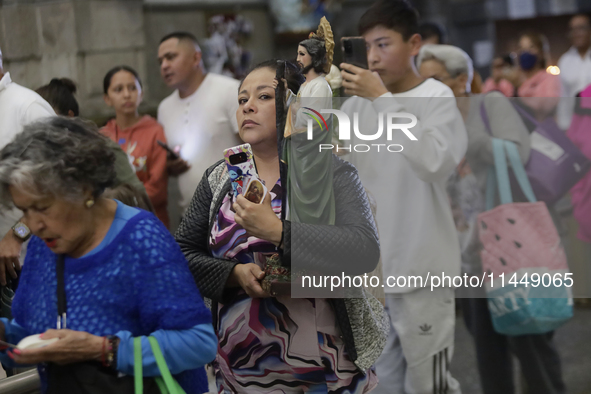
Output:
[
  {"xmin": 0, "ymin": 117, "xmax": 216, "ymax": 393},
  {"xmin": 417, "ymin": 44, "xmax": 566, "ymax": 394}
]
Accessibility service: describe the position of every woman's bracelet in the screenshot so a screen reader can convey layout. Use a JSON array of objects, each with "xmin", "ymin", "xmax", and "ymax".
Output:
[
  {"xmin": 101, "ymin": 336, "xmax": 107, "ymax": 366},
  {"xmin": 101, "ymin": 335, "xmax": 119, "ymax": 370},
  {"xmin": 108, "ymin": 335, "xmax": 119, "ymax": 370}
]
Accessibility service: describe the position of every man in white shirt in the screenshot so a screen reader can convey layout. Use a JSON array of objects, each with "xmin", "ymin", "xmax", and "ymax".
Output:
[
  {"xmin": 339, "ymin": 1, "xmax": 466, "ymax": 393},
  {"xmin": 0, "ymin": 45, "xmax": 55, "ymax": 288},
  {"xmin": 557, "ymin": 14, "xmax": 591, "ymax": 130},
  {"xmin": 157, "ymin": 32, "xmax": 240, "ymax": 229}
]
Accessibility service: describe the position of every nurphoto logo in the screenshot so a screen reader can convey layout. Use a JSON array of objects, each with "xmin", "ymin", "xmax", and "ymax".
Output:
[
  {"xmin": 303, "ymin": 107, "xmax": 329, "ymax": 131},
  {"xmin": 304, "ymin": 109, "xmax": 419, "ymax": 153}
]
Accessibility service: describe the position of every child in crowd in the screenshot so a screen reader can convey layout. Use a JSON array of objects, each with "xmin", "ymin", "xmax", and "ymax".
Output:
[
  {"xmin": 482, "ymin": 55, "xmax": 517, "ymax": 97},
  {"xmin": 101, "ymin": 66, "xmax": 169, "ymax": 227},
  {"xmin": 35, "ymin": 77, "xmax": 152, "ymax": 205},
  {"xmin": 35, "ymin": 78, "xmax": 80, "ymax": 117},
  {"xmin": 339, "ymin": 1, "xmax": 467, "ymax": 393}
]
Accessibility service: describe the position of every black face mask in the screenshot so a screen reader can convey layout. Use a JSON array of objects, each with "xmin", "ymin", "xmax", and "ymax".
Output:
[{"xmin": 519, "ymin": 51, "xmax": 538, "ymax": 71}]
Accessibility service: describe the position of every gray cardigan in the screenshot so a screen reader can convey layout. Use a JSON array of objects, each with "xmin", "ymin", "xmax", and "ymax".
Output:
[
  {"xmin": 455, "ymin": 92, "xmax": 531, "ymax": 276},
  {"xmin": 464, "ymin": 91, "xmax": 531, "ymax": 190},
  {"xmin": 175, "ymin": 156, "xmax": 388, "ymax": 372}
]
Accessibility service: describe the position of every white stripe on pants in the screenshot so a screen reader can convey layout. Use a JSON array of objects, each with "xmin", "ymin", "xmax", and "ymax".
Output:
[{"xmin": 372, "ymin": 287, "xmax": 461, "ymax": 394}]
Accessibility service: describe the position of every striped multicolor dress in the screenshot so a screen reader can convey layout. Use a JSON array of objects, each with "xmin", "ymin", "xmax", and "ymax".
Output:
[{"xmin": 209, "ymin": 181, "xmax": 378, "ymax": 393}]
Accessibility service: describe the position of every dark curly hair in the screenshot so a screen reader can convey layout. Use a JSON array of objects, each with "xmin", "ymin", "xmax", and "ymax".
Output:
[{"xmin": 0, "ymin": 117, "xmax": 116, "ymax": 208}]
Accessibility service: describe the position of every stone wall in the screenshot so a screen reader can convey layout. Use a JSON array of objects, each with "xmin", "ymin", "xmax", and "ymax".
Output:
[
  {"xmin": 143, "ymin": 1, "xmax": 274, "ymax": 108},
  {"xmin": 0, "ymin": 0, "xmax": 146, "ymax": 121},
  {"xmin": 0, "ymin": 0, "xmax": 365, "ymax": 121},
  {"xmin": 0, "ymin": 0, "xmax": 380, "ymax": 121},
  {"xmin": 0, "ymin": 0, "xmax": 279, "ymax": 122},
  {"xmin": 0, "ymin": 0, "xmax": 273, "ymax": 121}
]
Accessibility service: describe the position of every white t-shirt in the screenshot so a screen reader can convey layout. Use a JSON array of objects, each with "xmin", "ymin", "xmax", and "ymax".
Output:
[
  {"xmin": 0, "ymin": 72, "xmax": 55, "ymax": 252},
  {"xmin": 0, "ymin": 73, "xmax": 55, "ymax": 151},
  {"xmin": 341, "ymin": 78, "xmax": 467, "ymax": 293},
  {"xmin": 557, "ymin": 47, "xmax": 591, "ymax": 129},
  {"xmin": 158, "ymin": 73, "xmax": 240, "ymax": 213}
]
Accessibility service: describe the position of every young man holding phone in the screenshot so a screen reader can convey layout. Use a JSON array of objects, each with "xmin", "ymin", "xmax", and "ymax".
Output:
[{"xmin": 339, "ymin": 1, "xmax": 466, "ymax": 393}]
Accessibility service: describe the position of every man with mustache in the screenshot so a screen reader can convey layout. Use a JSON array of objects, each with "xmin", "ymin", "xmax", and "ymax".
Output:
[{"xmin": 157, "ymin": 31, "xmax": 240, "ymax": 230}]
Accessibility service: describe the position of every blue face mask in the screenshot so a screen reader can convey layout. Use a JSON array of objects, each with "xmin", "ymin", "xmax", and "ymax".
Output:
[{"xmin": 519, "ymin": 51, "xmax": 538, "ymax": 71}]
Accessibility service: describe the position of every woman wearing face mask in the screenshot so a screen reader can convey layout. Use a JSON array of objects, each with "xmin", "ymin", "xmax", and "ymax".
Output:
[
  {"xmin": 516, "ymin": 32, "xmax": 561, "ymax": 119},
  {"xmin": 418, "ymin": 44, "xmax": 566, "ymax": 394},
  {"xmin": 101, "ymin": 66, "xmax": 169, "ymax": 227}
]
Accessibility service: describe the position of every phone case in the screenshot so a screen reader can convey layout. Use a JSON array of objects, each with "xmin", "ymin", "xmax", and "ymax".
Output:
[{"xmin": 223, "ymin": 143, "xmax": 257, "ymax": 198}]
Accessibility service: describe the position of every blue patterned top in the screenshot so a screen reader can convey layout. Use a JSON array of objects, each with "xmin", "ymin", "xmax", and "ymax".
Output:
[{"xmin": 4, "ymin": 204, "xmax": 213, "ymax": 393}]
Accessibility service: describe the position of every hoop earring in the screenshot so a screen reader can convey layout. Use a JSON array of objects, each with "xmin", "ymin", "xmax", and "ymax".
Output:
[{"xmin": 85, "ymin": 199, "xmax": 95, "ymax": 209}]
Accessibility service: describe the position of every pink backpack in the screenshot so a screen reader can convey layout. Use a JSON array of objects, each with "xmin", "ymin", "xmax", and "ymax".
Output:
[{"xmin": 567, "ymin": 85, "xmax": 591, "ymax": 243}]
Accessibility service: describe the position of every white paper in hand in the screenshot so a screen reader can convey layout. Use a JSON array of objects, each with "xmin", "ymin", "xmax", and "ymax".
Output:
[{"xmin": 17, "ymin": 334, "xmax": 59, "ymax": 350}]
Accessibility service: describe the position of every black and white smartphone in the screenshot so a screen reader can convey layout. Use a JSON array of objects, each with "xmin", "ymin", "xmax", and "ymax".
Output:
[{"xmin": 223, "ymin": 143, "xmax": 258, "ymax": 199}]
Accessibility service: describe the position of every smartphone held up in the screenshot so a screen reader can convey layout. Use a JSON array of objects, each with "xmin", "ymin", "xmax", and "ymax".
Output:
[
  {"xmin": 341, "ymin": 37, "xmax": 369, "ymax": 70},
  {"xmin": 223, "ymin": 143, "xmax": 267, "ymax": 203}
]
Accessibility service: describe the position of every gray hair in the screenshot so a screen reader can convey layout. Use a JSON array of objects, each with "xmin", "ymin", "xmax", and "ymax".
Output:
[
  {"xmin": 416, "ymin": 44, "xmax": 474, "ymax": 92},
  {"xmin": 0, "ymin": 117, "xmax": 116, "ymax": 210}
]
